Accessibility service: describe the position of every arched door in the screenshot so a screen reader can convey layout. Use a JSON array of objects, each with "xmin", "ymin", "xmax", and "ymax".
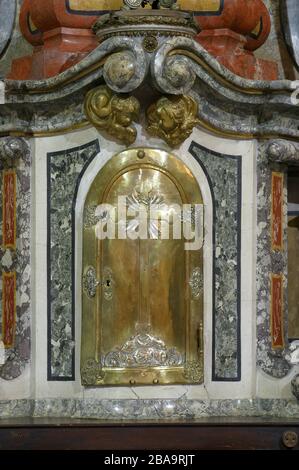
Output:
[{"xmin": 81, "ymin": 148, "xmax": 204, "ymax": 386}]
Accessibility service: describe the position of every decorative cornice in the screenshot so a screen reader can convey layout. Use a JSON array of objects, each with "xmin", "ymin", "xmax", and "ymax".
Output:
[
  {"xmin": 0, "ymin": 36, "xmax": 298, "ymax": 140},
  {"xmin": 0, "ymin": 137, "xmax": 29, "ymax": 169},
  {"xmin": 151, "ymin": 37, "xmax": 297, "ymax": 97},
  {"xmin": 93, "ymin": 10, "xmax": 199, "ymax": 41},
  {"xmin": 5, "ymin": 37, "xmax": 148, "ymax": 101}
]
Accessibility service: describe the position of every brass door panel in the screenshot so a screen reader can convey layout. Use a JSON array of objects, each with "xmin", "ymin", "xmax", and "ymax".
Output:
[{"xmin": 81, "ymin": 148, "xmax": 204, "ymax": 386}]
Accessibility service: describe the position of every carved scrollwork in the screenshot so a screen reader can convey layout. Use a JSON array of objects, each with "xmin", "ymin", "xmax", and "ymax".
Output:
[
  {"xmin": 83, "ymin": 265, "xmax": 114, "ymax": 301},
  {"xmin": 81, "ymin": 359, "xmax": 105, "ymax": 386},
  {"xmin": 83, "ymin": 266, "xmax": 100, "ymax": 299},
  {"xmin": 189, "ymin": 267, "xmax": 203, "ymax": 300},
  {"xmin": 103, "ymin": 327, "xmax": 183, "ymax": 368},
  {"xmin": 103, "ymin": 52, "xmax": 137, "ymax": 92},
  {"xmin": 84, "ymin": 85, "xmax": 140, "ymax": 146},
  {"xmin": 163, "ymin": 55, "xmax": 196, "ymax": 91},
  {"xmin": 183, "ymin": 361, "xmax": 203, "ymax": 384},
  {"xmin": 146, "ymin": 95, "xmax": 199, "ymax": 146},
  {"xmin": 0, "ymin": 137, "xmax": 29, "ymax": 169},
  {"xmin": 102, "ymin": 267, "xmax": 114, "ymax": 301}
]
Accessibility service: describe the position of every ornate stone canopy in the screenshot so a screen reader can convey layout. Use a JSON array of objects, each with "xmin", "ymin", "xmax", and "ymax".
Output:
[{"xmin": 2, "ymin": 31, "xmax": 298, "ymax": 142}]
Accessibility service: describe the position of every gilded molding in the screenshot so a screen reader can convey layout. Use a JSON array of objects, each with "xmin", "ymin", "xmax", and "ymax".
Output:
[
  {"xmin": 189, "ymin": 267, "xmax": 203, "ymax": 300},
  {"xmin": 84, "ymin": 85, "xmax": 140, "ymax": 145},
  {"xmin": 103, "ymin": 330, "xmax": 183, "ymax": 368},
  {"xmin": 183, "ymin": 361, "xmax": 203, "ymax": 384},
  {"xmin": 81, "ymin": 359, "xmax": 105, "ymax": 386},
  {"xmin": 82, "ymin": 266, "xmax": 100, "ymax": 299},
  {"xmin": 93, "ymin": 11, "xmax": 199, "ymax": 37},
  {"xmin": 146, "ymin": 95, "xmax": 199, "ymax": 146}
]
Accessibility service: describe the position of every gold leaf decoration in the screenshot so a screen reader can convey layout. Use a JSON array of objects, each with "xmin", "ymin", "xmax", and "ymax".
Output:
[
  {"xmin": 81, "ymin": 358, "xmax": 105, "ymax": 386},
  {"xmin": 84, "ymin": 85, "xmax": 140, "ymax": 146},
  {"xmin": 146, "ymin": 95, "xmax": 199, "ymax": 147}
]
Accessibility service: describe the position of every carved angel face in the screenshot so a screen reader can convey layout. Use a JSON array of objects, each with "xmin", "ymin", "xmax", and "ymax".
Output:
[
  {"xmin": 156, "ymin": 102, "xmax": 179, "ymax": 131},
  {"xmin": 113, "ymin": 96, "xmax": 140, "ymax": 125}
]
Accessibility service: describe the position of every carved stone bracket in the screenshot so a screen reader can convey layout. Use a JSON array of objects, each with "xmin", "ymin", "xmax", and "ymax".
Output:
[
  {"xmin": 267, "ymin": 140, "xmax": 299, "ymax": 164},
  {"xmin": 84, "ymin": 84, "xmax": 199, "ymax": 147},
  {"xmin": 0, "ymin": 137, "xmax": 27, "ymax": 169}
]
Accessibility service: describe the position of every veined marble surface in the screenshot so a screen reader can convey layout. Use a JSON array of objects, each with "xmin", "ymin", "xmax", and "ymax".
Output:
[
  {"xmin": 256, "ymin": 141, "xmax": 290, "ymax": 378},
  {"xmin": 189, "ymin": 143, "xmax": 241, "ymax": 380},
  {"xmin": 48, "ymin": 140, "xmax": 99, "ymax": 379},
  {"xmin": 0, "ymin": 398, "xmax": 299, "ymax": 419},
  {"xmin": 0, "ymin": 0, "xmax": 16, "ymax": 61},
  {"xmin": 0, "ymin": 138, "xmax": 31, "ymax": 380},
  {"xmin": 1, "ymin": 36, "xmax": 298, "ymax": 140}
]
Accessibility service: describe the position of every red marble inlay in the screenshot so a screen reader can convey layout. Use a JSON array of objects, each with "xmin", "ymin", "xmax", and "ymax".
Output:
[
  {"xmin": 2, "ymin": 272, "xmax": 16, "ymax": 349},
  {"xmin": 3, "ymin": 170, "xmax": 16, "ymax": 249},
  {"xmin": 271, "ymin": 274, "xmax": 284, "ymax": 349},
  {"xmin": 271, "ymin": 172, "xmax": 284, "ymax": 251},
  {"xmin": 9, "ymin": 0, "xmax": 278, "ymax": 80},
  {"xmin": 8, "ymin": 0, "xmax": 102, "ymax": 79}
]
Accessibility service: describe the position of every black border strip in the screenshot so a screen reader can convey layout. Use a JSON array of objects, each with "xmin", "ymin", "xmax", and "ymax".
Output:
[
  {"xmin": 193, "ymin": 0, "xmax": 224, "ymax": 16},
  {"xmin": 248, "ymin": 16, "xmax": 263, "ymax": 40},
  {"xmin": 47, "ymin": 140, "xmax": 100, "ymax": 381},
  {"xmin": 189, "ymin": 141, "xmax": 242, "ymax": 382},
  {"xmin": 65, "ymin": 0, "xmax": 107, "ymax": 16}
]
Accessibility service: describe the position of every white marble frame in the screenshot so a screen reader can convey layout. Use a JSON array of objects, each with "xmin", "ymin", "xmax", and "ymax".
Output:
[{"xmin": 16, "ymin": 124, "xmax": 259, "ymax": 401}]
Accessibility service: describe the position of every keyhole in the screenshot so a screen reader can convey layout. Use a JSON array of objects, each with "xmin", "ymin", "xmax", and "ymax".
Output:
[{"xmin": 106, "ymin": 280, "xmax": 111, "ymax": 287}]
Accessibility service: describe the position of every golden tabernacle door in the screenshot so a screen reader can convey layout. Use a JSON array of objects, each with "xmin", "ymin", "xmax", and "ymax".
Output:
[{"xmin": 81, "ymin": 148, "xmax": 204, "ymax": 386}]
